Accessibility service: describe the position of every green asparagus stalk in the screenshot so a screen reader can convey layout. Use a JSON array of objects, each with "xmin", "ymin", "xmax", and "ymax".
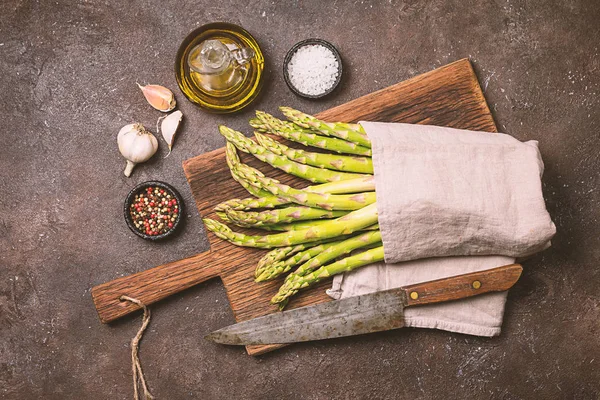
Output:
[
  {"xmin": 214, "ymin": 173, "xmax": 375, "ymax": 211},
  {"xmin": 280, "ymin": 107, "xmax": 371, "ymax": 148},
  {"xmin": 202, "ymin": 203, "xmax": 378, "ymax": 248},
  {"xmin": 227, "ymin": 143, "xmax": 373, "ymax": 211},
  {"xmin": 306, "ymin": 176, "xmax": 376, "ymax": 194},
  {"xmin": 225, "ymin": 142, "xmax": 279, "ymax": 198},
  {"xmin": 251, "ymin": 112, "xmax": 372, "ymax": 156},
  {"xmin": 255, "ymin": 237, "xmax": 353, "ymax": 280},
  {"xmin": 215, "ymin": 166, "xmax": 375, "ymax": 213},
  {"xmin": 234, "ymin": 162, "xmax": 377, "ymax": 210},
  {"xmin": 227, "ymin": 143, "xmax": 372, "ymax": 212},
  {"xmin": 259, "ymin": 220, "xmax": 379, "ymax": 232},
  {"xmin": 285, "ymin": 230, "xmax": 382, "ymax": 279},
  {"xmin": 224, "ymin": 206, "xmax": 349, "ymax": 227},
  {"xmin": 214, "ymin": 197, "xmax": 287, "ymax": 212},
  {"xmin": 215, "ymin": 210, "xmax": 230, "ymax": 222},
  {"xmin": 214, "ymin": 197, "xmax": 286, "ymax": 212},
  {"xmin": 255, "ymin": 239, "xmax": 345, "ymax": 282},
  {"xmin": 230, "ymin": 167, "xmax": 271, "ymax": 198},
  {"xmin": 279, "ymin": 107, "xmax": 364, "ymax": 137},
  {"xmin": 224, "ymin": 142, "xmax": 291, "ymax": 209},
  {"xmin": 255, "ymin": 243, "xmax": 320, "ymax": 279},
  {"xmin": 228, "ymin": 142, "xmax": 375, "ymax": 195},
  {"xmin": 255, "ymin": 132, "xmax": 374, "ymax": 174},
  {"xmin": 220, "ymin": 126, "xmax": 366, "ymax": 183},
  {"xmin": 271, "ymin": 245, "xmax": 385, "ymax": 306}
]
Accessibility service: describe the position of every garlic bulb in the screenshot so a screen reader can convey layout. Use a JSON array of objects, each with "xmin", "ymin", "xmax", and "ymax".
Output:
[
  {"xmin": 117, "ymin": 123, "xmax": 158, "ymax": 177},
  {"xmin": 137, "ymin": 83, "xmax": 176, "ymax": 112},
  {"xmin": 158, "ymin": 110, "xmax": 183, "ymax": 156}
]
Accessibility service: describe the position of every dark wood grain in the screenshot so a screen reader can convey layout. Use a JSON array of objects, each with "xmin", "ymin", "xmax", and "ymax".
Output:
[
  {"xmin": 403, "ymin": 264, "xmax": 523, "ymax": 307},
  {"xmin": 91, "ymin": 251, "xmax": 218, "ymax": 323},
  {"xmin": 92, "ymin": 58, "xmax": 497, "ymax": 356}
]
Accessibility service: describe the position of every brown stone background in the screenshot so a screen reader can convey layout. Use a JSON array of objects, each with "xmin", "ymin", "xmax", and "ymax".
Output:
[{"xmin": 1, "ymin": 0, "xmax": 599, "ymax": 399}]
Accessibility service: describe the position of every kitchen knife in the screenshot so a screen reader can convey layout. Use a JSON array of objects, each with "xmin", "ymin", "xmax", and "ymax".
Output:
[{"xmin": 205, "ymin": 263, "xmax": 523, "ymax": 345}]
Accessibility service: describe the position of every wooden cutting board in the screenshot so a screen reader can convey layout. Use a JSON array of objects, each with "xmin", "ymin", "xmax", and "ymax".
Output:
[{"xmin": 91, "ymin": 58, "xmax": 497, "ymax": 356}]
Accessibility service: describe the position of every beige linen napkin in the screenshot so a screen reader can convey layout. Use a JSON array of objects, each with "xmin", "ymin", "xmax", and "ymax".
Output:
[{"xmin": 328, "ymin": 123, "xmax": 556, "ymax": 337}]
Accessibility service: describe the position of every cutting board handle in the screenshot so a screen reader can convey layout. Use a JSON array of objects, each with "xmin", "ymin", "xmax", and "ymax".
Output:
[{"xmin": 91, "ymin": 251, "xmax": 219, "ymax": 323}]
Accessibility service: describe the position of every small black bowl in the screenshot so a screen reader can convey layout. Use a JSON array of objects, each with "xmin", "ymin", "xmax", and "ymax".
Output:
[
  {"xmin": 283, "ymin": 38, "xmax": 343, "ymax": 99},
  {"xmin": 124, "ymin": 181, "xmax": 184, "ymax": 241}
]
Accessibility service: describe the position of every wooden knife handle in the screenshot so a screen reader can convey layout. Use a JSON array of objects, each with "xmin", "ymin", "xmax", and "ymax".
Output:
[
  {"xmin": 403, "ymin": 264, "xmax": 523, "ymax": 307},
  {"xmin": 91, "ymin": 251, "xmax": 219, "ymax": 323}
]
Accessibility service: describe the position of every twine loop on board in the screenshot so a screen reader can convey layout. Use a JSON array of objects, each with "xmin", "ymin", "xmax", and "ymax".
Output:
[{"xmin": 120, "ymin": 295, "xmax": 155, "ymax": 400}]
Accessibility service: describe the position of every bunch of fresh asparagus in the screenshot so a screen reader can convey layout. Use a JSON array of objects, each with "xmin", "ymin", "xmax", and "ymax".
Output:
[{"xmin": 203, "ymin": 107, "xmax": 383, "ymax": 309}]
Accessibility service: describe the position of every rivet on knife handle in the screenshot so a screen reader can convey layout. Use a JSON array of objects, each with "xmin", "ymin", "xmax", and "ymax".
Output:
[{"xmin": 403, "ymin": 264, "xmax": 523, "ymax": 307}]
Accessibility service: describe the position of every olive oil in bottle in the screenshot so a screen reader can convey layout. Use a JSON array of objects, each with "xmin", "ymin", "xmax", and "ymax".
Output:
[{"xmin": 175, "ymin": 23, "xmax": 265, "ymax": 113}]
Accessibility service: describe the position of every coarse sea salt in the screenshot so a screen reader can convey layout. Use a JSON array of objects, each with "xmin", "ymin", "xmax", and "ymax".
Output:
[{"xmin": 287, "ymin": 44, "xmax": 339, "ymax": 96}]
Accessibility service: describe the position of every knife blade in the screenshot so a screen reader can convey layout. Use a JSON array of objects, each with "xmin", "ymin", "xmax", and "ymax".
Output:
[{"xmin": 205, "ymin": 263, "xmax": 523, "ymax": 345}]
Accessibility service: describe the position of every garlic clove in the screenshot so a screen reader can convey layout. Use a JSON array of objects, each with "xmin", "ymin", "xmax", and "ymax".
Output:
[
  {"xmin": 117, "ymin": 123, "xmax": 159, "ymax": 177},
  {"xmin": 137, "ymin": 83, "xmax": 176, "ymax": 112},
  {"xmin": 158, "ymin": 110, "xmax": 183, "ymax": 155},
  {"xmin": 124, "ymin": 160, "xmax": 137, "ymax": 177}
]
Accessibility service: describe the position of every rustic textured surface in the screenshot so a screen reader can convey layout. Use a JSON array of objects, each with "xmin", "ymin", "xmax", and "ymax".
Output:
[{"xmin": 1, "ymin": 0, "xmax": 599, "ymax": 399}]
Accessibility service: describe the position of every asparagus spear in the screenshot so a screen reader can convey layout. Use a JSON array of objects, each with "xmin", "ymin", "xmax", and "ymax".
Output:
[
  {"xmin": 214, "ymin": 197, "xmax": 289, "ymax": 212},
  {"xmin": 220, "ymin": 126, "xmax": 366, "ymax": 183},
  {"xmin": 271, "ymin": 245, "xmax": 385, "ymax": 306},
  {"xmin": 216, "ymin": 158, "xmax": 375, "ymax": 212},
  {"xmin": 202, "ymin": 203, "xmax": 378, "ymax": 248},
  {"xmin": 215, "ymin": 210, "xmax": 230, "ymax": 222},
  {"xmin": 307, "ymin": 176, "xmax": 376, "ymax": 194},
  {"xmin": 280, "ymin": 107, "xmax": 371, "ymax": 148},
  {"xmin": 255, "ymin": 244, "xmax": 320, "ymax": 279},
  {"xmin": 256, "ymin": 240, "xmax": 345, "ymax": 282},
  {"xmin": 256, "ymin": 247, "xmax": 300, "ymax": 278},
  {"xmin": 230, "ymin": 166, "xmax": 271, "ymax": 199},
  {"xmin": 284, "ymin": 230, "xmax": 382, "ymax": 279},
  {"xmin": 227, "ymin": 143, "xmax": 370, "ymax": 212},
  {"xmin": 214, "ymin": 173, "xmax": 375, "ymax": 211},
  {"xmin": 225, "ymin": 142, "xmax": 279, "ymax": 198},
  {"xmin": 259, "ymin": 220, "xmax": 379, "ymax": 232},
  {"xmin": 215, "ymin": 197, "xmax": 286, "ymax": 212},
  {"xmin": 251, "ymin": 112, "xmax": 372, "ymax": 156},
  {"xmin": 228, "ymin": 142, "xmax": 375, "ymax": 195},
  {"xmin": 259, "ymin": 230, "xmax": 382, "ymax": 282},
  {"xmin": 224, "ymin": 142, "xmax": 291, "ymax": 209},
  {"xmin": 234, "ymin": 162, "xmax": 377, "ymax": 210},
  {"xmin": 256, "ymin": 235, "xmax": 357, "ymax": 274},
  {"xmin": 224, "ymin": 206, "xmax": 349, "ymax": 227},
  {"xmin": 255, "ymin": 132, "xmax": 374, "ymax": 174},
  {"xmin": 227, "ymin": 143, "xmax": 373, "ymax": 211}
]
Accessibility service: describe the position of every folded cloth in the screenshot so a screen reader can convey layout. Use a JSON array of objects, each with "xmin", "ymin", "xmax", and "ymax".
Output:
[{"xmin": 328, "ymin": 123, "xmax": 556, "ymax": 337}]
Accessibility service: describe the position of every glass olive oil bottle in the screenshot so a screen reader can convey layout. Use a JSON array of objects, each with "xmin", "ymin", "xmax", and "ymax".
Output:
[{"xmin": 175, "ymin": 23, "xmax": 265, "ymax": 113}]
